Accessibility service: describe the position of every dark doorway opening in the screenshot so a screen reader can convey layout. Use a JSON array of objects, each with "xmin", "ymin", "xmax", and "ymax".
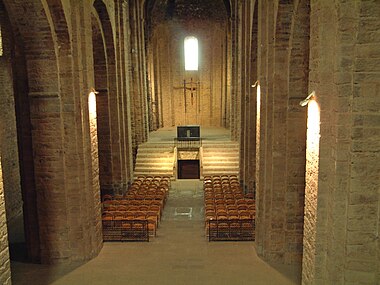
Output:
[{"xmin": 178, "ymin": 160, "xmax": 200, "ymax": 179}]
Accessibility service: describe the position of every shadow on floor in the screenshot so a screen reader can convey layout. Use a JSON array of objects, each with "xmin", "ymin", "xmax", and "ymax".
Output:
[
  {"xmin": 9, "ymin": 242, "xmax": 83, "ymax": 285},
  {"xmin": 9, "ymin": 242, "xmax": 28, "ymax": 263},
  {"xmin": 11, "ymin": 258, "xmax": 83, "ymax": 285},
  {"xmin": 268, "ymin": 261, "xmax": 302, "ymax": 284}
]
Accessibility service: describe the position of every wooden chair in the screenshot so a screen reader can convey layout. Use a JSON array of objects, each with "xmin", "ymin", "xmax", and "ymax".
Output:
[
  {"xmin": 237, "ymin": 204, "xmax": 248, "ymax": 211},
  {"xmin": 116, "ymin": 205, "xmax": 128, "ymax": 211},
  {"xmin": 102, "ymin": 194, "xmax": 113, "ymax": 202},
  {"xmin": 139, "ymin": 205, "xmax": 149, "ymax": 212},
  {"xmin": 146, "ymin": 212, "xmax": 157, "ymax": 236},
  {"xmin": 114, "ymin": 194, "xmax": 124, "ymax": 200},
  {"xmin": 113, "ymin": 211, "xmax": 125, "ymax": 220},
  {"xmin": 102, "ymin": 212, "xmax": 113, "ymax": 221}
]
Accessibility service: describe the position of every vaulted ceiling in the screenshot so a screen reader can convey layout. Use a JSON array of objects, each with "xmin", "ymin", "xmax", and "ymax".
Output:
[{"xmin": 145, "ymin": 0, "xmax": 230, "ymax": 27}]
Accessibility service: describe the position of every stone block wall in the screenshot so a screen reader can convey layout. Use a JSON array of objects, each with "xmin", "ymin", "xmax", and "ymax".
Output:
[
  {"xmin": 346, "ymin": 1, "xmax": 380, "ymax": 283},
  {"xmin": 129, "ymin": 0, "xmax": 149, "ymax": 152},
  {"xmin": 255, "ymin": 0, "xmax": 308, "ymax": 265},
  {"xmin": 302, "ymin": 0, "xmax": 380, "ymax": 284},
  {"xmin": 0, "ymin": 0, "xmax": 143, "ymax": 264},
  {"xmin": 0, "ymin": 1, "xmax": 23, "ymax": 228},
  {"xmin": 147, "ymin": 9, "xmax": 230, "ymax": 128},
  {"xmin": 0, "ymin": 159, "xmax": 11, "ymax": 285},
  {"xmin": 92, "ymin": 0, "xmax": 135, "ymax": 194}
]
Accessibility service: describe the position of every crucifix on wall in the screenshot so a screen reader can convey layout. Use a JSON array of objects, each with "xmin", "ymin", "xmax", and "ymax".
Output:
[{"xmin": 173, "ymin": 78, "xmax": 200, "ymax": 113}]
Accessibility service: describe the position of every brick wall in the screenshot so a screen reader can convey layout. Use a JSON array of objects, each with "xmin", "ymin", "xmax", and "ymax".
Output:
[
  {"xmin": 0, "ymin": 1, "xmax": 23, "ymax": 228},
  {"xmin": 233, "ymin": 0, "xmax": 258, "ymax": 191},
  {"xmin": 346, "ymin": 0, "xmax": 380, "ymax": 283},
  {"xmin": 0, "ymin": 159, "xmax": 11, "ymax": 285},
  {"xmin": 92, "ymin": 12, "xmax": 113, "ymax": 195},
  {"xmin": 255, "ymin": 0, "xmax": 308, "ymax": 265},
  {"xmin": 0, "ymin": 0, "xmax": 112, "ymax": 263},
  {"xmin": 129, "ymin": 0, "xmax": 149, "ymax": 152},
  {"xmin": 147, "ymin": 1, "xmax": 229, "ymax": 128},
  {"xmin": 286, "ymin": 0, "xmax": 309, "ymax": 265},
  {"xmin": 0, "ymin": 64, "xmax": 23, "ymax": 225},
  {"xmin": 302, "ymin": 0, "xmax": 380, "ymax": 284}
]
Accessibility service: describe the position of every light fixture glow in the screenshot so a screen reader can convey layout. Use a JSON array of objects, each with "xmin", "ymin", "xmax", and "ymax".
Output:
[
  {"xmin": 300, "ymin": 91, "xmax": 316, "ymax": 107},
  {"xmin": 307, "ymin": 99, "xmax": 320, "ymax": 153},
  {"xmin": 256, "ymin": 84, "xmax": 261, "ymax": 112},
  {"xmin": 184, "ymin": 36, "xmax": 198, "ymax": 71},
  {"xmin": 255, "ymin": 83, "xmax": 261, "ymax": 188},
  {"xmin": 88, "ymin": 91, "xmax": 97, "ymax": 116},
  {"xmin": 302, "ymin": 97, "xmax": 320, "ymax": 281}
]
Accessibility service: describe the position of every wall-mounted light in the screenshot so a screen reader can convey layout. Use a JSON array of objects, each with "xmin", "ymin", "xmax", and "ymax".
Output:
[
  {"xmin": 299, "ymin": 91, "xmax": 316, "ymax": 107},
  {"xmin": 90, "ymin": 88, "xmax": 99, "ymax": 95},
  {"xmin": 251, "ymin": 80, "xmax": 259, "ymax": 88},
  {"xmin": 88, "ymin": 88, "xmax": 98, "ymax": 115}
]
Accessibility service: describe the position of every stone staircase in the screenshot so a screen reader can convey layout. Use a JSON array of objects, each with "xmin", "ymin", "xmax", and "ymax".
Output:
[
  {"xmin": 134, "ymin": 143, "xmax": 175, "ymax": 178},
  {"xmin": 201, "ymin": 141, "xmax": 240, "ymax": 178}
]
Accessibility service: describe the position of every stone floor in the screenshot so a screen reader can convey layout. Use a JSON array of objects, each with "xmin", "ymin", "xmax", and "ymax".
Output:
[{"xmin": 10, "ymin": 180, "xmax": 301, "ymax": 285}]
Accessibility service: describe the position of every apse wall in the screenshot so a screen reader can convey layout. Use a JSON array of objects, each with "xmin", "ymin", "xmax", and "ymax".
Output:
[{"xmin": 149, "ymin": 21, "xmax": 229, "ymax": 128}]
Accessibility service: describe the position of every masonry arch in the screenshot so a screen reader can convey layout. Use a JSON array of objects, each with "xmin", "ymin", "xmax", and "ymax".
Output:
[
  {"xmin": 254, "ymin": 0, "xmax": 310, "ymax": 266},
  {"xmin": 0, "ymin": 0, "xmax": 38, "ymax": 262},
  {"xmin": 91, "ymin": 3, "xmax": 114, "ymax": 197},
  {"xmin": 1, "ymin": 0, "xmax": 62, "ymax": 264},
  {"xmin": 287, "ymin": 0, "xmax": 310, "ymax": 265},
  {"xmin": 1, "ymin": 0, "xmax": 103, "ymax": 264}
]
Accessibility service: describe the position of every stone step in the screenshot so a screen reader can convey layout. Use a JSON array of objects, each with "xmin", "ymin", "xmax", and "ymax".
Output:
[
  {"xmin": 202, "ymin": 156, "xmax": 239, "ymax": 161},
  {"xmin": 136, "ymin": 161, "xmax": 173, "ymax": 168},
  {"xmin": 203, "ymin": 159, "xmax": 239, "ymax": 162},
  {"xmin": 202, "ymin": 162, "xmax": 239, "ymax": 167},
  {"xmin": 137, "ymin": 155, "xmax": 174, "ymax": 160},
  {"xmin": 202, "ymin": 149, "xmax": 239, "ymax": 154},
  {"xmin": 136, "ymin": 151, "xmax": 173, "ymax": 154},
  {"xmin": 135, "ymin": 168, "xmax": 174, "ymax": 173},
  {"xmin": 202, "ymin": 170, "xmax": 239, "ymax": 173},
  {"xmin": 134, "ymin": 141, "xmax": 175, "ymax": 179},
  {"xmin": 137, "ymin": 148, "xmax": 173, "ymax": 151},
  {"xmin": 202, "ymin": 145, "xmax": 239, "ymax": 148},
  {"xmin": 138, "ymin": 144, "xmax": 174, "ymax": 149},
  {"xmin": 203, "ymin": 149, "xmax": 239, "ymax": 156},
  {"xmin": 136, "ymin": 161, "xmax": 173, "ymax": 167},
  {"xmin": 202, "ymin": 144, "xmax": 238, "ymax": 148},
  {"xmin": 201, "ymin": 141, "xmax": 239, "ymax": 179},
  {"xmin": 203, "ymin": 169, "xmax": 239, "ymax": 175},
  {"xmin": 202, "ymin": 141, "xmax": 239, "ymax": 146},
  {"xmin": 134, "ymin": 170, "xmax": 174, "ymax": 176},
  {"xmin": 136, "ymin": 155, "xmax": 174, "ymax": 160},
  {"xmin": 134, "ymin": 140, "xmax": 239, "ymax": 181}
]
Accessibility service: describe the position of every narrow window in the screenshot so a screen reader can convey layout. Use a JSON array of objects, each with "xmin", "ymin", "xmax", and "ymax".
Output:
[{"xmin": 184, "ymin": 36, "xmax": 198, "ymax": 71}]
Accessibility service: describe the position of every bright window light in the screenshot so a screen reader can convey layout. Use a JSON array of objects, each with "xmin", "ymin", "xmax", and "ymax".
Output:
[{"xmin": 184, "ymin": 36, "xmax": 198, "ymax": 71}]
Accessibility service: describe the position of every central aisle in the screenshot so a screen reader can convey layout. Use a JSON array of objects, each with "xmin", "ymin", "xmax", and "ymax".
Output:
[{"xmin": 11, "ymin": 180, "xmax": 301, "ymax": 285}]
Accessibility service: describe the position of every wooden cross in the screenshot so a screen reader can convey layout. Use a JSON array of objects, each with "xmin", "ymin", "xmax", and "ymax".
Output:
[{"xmin": 173, "ymin": 78, "xmax": 200, "ymax": 113}]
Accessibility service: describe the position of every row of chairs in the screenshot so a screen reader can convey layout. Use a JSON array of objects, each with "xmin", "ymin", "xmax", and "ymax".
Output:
[
  {"xmin": 204, "ymin": 174, "xmax": 238, "ymax": 182},
  {"xmin": 102, "ymin": 210, "xmax": 159, "ymax": 237},
  {"xmin": 101, "ymin": 176, "xmax": 169, "ymax": 241},
  {"xmin": 133, "ymin": 175, "xmax": 171, "ymax": 188},
  {"xmin": 204, "ymin": 175, "xmax": 255, "ymax": 241},
  {"xmin": 103, "ymin": 203, "xmax": 162, "ymax": 218}
]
